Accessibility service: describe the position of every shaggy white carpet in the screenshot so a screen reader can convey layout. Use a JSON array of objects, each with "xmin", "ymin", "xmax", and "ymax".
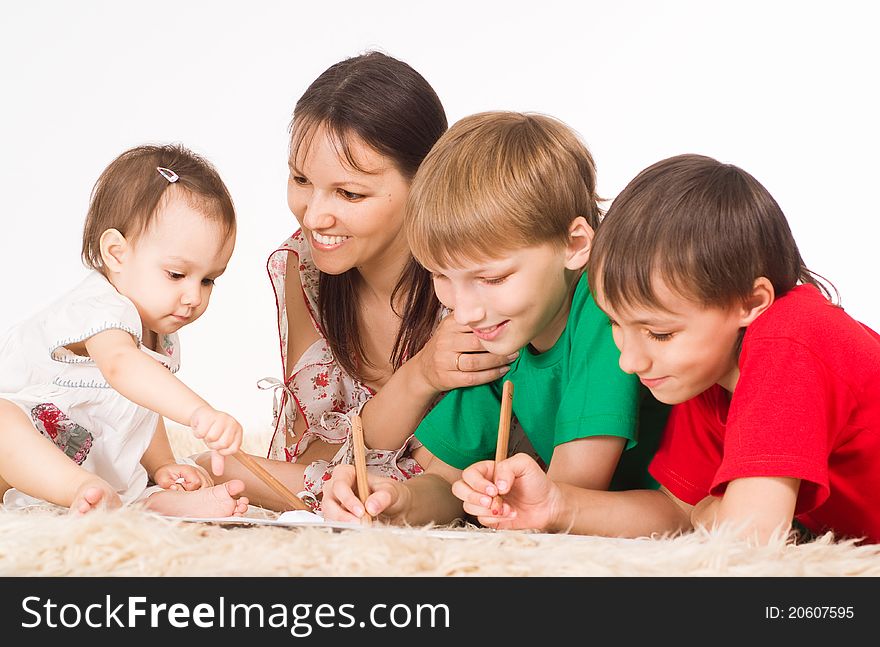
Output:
[{"xmin": 1, "ymin": 424, "xmax": 878, "ymax": 576}]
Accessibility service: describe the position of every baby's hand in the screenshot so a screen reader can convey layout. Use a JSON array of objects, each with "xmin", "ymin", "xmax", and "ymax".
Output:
[
  {"xmin": 153, "ymin": 461, "xmax": 214, "ymax": 491},
  {"xmin": 189, "ymin": 406, "xmax": 243, "ymax": 476}
]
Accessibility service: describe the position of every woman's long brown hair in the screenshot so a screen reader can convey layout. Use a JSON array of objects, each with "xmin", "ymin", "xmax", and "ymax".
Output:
[{"xmin": 289, "ymin": 51, "xmax": 447, "ymax": 382}]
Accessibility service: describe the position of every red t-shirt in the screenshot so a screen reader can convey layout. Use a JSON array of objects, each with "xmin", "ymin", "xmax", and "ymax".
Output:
[{"xmin": 649, "ymin": 285, "xmax": 880, "ymax": 543}]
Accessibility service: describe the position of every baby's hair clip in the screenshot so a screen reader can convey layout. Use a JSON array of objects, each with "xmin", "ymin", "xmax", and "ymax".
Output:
[{"xmin": 156, "ymin": 167, "xmax": 179, "ymax": 183}]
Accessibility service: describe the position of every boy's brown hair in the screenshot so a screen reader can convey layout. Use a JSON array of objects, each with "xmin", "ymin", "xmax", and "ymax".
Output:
[
  {"xmin": 588, "ymin": 154, "xmax": 833, "ymax": 313},
  {"xmin": 405, "ymin": 111, "xmax": 602, "ymax": 269},
  {"xmin": 81, "ymin": 143, "xmax": 236, "ymax": 272}
]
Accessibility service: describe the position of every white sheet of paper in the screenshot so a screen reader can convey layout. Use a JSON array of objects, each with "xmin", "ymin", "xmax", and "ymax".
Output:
[
  {"xmin": 168, "ymin": 506, "xmax": 630, "ymax": 542},
  {"xmin": 168, "ymin": 506, "xmax": 361, "ymax": 530},
  {"xmin": 167, "ymin": 506, "xmax": 477, "ymax": 537}
]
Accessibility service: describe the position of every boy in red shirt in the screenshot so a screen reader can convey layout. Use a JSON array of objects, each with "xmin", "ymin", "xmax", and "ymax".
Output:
[{"xmin": 454, "ymin": 153, "xmax": 880, "ymax": 544}]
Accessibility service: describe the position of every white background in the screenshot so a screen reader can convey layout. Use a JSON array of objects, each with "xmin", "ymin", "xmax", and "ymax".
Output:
[{"xmin": 2, "ymin": 1, "xmax": 877, "ymax": 434}]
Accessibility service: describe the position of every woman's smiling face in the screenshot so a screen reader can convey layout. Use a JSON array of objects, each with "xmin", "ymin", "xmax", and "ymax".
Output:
[{"xmin": 287, "ymin": 125, "xmax": 411, "ymax": 277}]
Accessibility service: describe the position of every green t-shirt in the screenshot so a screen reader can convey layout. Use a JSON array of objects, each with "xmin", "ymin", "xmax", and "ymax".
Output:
[{"xmin": 415, "ymin": 272, "xmax": 667, "ymax": 489}]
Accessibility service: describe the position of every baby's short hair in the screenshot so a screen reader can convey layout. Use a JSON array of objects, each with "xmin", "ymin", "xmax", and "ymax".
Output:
[
  {"xmin": 405, "ymin": 111, "xmax": 601, "ymax": 269},
  {"xmin": 81, "ymin": 143, "xmax": 236, "ymax": 272}
]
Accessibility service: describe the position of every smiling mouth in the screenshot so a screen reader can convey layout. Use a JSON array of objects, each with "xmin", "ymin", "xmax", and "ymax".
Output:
[
  {"xmin": 311, "ymin": 231, "xmax": 351, "ymax": 247},
  {"xmin": 471, "ymin": 321, "xmax": 510, "ymax": 341},
  {"xmin": 639, "ymin": 376, "xmax": 669, "ymax": 388}
]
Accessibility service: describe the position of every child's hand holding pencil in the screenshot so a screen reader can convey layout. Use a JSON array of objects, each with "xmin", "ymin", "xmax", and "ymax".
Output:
[
  {"xmin": 454, "ymin": 451, "xmax": 562, "ymax": 530},
  {"xmin": 451, "ymin": 379, "xmax": 569, "ymax": 530}
]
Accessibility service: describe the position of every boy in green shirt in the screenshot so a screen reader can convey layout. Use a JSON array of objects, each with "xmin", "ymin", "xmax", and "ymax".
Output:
[{"xmin": 322, "ymin": 111, "xmax": 666, "ymax": 526}]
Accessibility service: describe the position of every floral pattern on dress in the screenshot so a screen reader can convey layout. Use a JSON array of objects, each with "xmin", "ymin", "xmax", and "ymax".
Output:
[
  {"xmin": 160, "ymin": 334, "xmax": 176, "ymax": 359},
  {"xmin": 263, "ymin": 230, "xmax": 425, "ymax": 505},
  {"xmin": 31, "ymin": 402, "xmax": 93, "ymax": 465}
]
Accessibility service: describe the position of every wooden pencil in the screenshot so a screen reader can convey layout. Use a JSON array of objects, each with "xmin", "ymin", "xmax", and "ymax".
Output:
[
  {"xmin": 232, "ymin": 450, "xmax": 311, "ymax": 511},
  {"xmin": 490, "ymin": 380, "xmax": 514, "ymax": 513},
  {"xmin": 350, "ymin": 413, "xmax": 372, "ymax": 525}
]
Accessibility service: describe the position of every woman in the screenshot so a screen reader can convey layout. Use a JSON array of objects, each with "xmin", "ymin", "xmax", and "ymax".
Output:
[{"xmin": 199, "ymin": 52, "xmax": 513, "ymax": 510}]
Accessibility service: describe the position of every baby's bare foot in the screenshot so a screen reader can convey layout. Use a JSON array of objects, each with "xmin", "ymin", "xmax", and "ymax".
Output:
[
  {"xmin": 145, "ymin": 479, "xmax": 249, "ymax": 518},
  {"xmin": 70, "ymin": 482, "xmax": 121, "ymax": 515},
  {"xmin": 231, "ymin": 492, "xmax": 250, "ymax": 516}
]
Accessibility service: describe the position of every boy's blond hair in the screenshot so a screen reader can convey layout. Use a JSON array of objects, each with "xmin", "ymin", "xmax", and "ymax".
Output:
[{"xmin": 405, "ymin": 111, "xmax": 602, "ymax": 269}]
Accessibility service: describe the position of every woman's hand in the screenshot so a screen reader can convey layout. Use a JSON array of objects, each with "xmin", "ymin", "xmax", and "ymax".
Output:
[
  {"xmin": 414, "ymin": 315, "xmax": 517, "ymax": 393},
  {"xmin": 353, "ymin": 315, "xmax": 517, "ymax": 455},
  {"xmin": 322, "ymin": 464, "xmax": 410, "ymax": 523}
]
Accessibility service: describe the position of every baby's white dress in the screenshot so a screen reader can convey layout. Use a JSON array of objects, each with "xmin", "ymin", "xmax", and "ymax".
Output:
[{"xmin": 0, "ymin": 271, "xmax": 180, "ymax": 508}]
